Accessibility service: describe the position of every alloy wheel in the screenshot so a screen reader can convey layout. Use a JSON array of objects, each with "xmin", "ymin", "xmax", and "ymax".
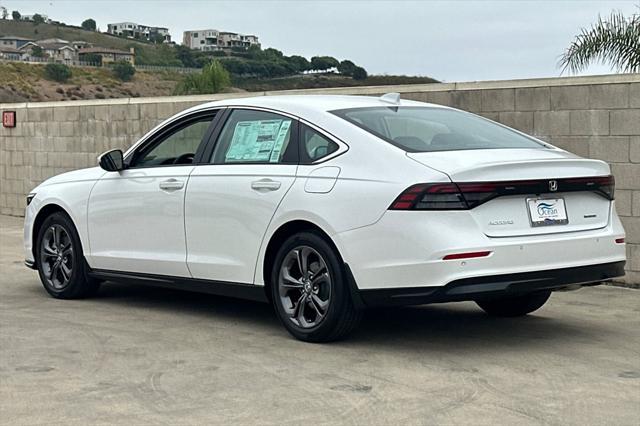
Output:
[
  {"xmin": 40, "ymin": 224, "xmax": 74, "ymax": 290},
  {"xmin": 278, "ymin": 245, "xmax": 331, "ymax": 328}
]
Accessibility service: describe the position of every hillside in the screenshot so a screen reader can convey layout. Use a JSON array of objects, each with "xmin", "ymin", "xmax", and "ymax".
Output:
[
  {"xmin": 0, "ymin": 62, "xmax": 186, "ymax": 102},
  {"xmin": 0, "ymin": 20, "xmax": 178, "ymax": 65},
  {"xmin": 0, "ymin": 61, "xmax": 440, "ymax": 103},
  {"xmin": 0, "ymin": 20, "xmax": 440, "ymax": 102}
]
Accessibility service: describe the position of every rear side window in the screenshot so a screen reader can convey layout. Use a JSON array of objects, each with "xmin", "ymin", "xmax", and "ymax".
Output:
[
  {"xmin": 211, "ymin": 109, "xmax": 297, "ymax": 164},
  {"xmin": 300, "ymin": 124, "xmax": 339, "ymax": 163},
  {"xmin": 331, "ymin": 107, "xmax": 545, "ymax": 152}
]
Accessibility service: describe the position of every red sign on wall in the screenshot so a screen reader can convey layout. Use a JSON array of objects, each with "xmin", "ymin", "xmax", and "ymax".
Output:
[{"xmin": 2, "ymin": 111, "xmax": 16, "ymax": 128}]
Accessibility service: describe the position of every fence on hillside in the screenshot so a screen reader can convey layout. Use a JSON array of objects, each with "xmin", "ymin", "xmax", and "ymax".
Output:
[{"xmin": 0, "ymin": 57, "xmax": 199, "ymax": 73}]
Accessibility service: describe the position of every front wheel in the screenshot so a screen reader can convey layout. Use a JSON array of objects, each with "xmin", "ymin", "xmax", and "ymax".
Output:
[
  {"xmin": 476, "ymin": 291, "xmax": 551, "ymax": 317},
  {"xmin": 271, "ymin": 232, "xmax": 362, "ymax": 342},
  {"xmin": 36, "ymin": 212, "xmax": 100, "ymax": 299}
]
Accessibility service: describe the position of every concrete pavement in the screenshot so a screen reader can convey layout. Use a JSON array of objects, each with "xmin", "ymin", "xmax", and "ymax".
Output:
[{"xmin": 1, "ymin": 214, "xmax": 639, "ymax": 425}]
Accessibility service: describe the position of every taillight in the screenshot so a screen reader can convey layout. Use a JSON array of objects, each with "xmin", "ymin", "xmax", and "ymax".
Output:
[
  {"xmin": 388, "ymin": 182, "xmax": 499, "ymax": 210},
  {"xmin": 389, "ymin": 183, "xmax": 467, "ymax": 210},
  {"xmin": 564, "ymin": 175, "xmax": 615, "ymax": 200},
  {"xmin": 389, "ymin": 175, "xmax": 615, "ymax": 211}
]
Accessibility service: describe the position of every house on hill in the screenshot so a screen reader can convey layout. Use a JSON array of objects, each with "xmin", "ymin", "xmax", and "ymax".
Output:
[
  {"xmin": 78, "ymin": 47, "xmax": 135, "ymax": 65},
  {"xmin": 0, "ymin": 35, "xmax": 34, "ymax": 49},
  {"xmin": 183, "ymin": 29, "xmax": 259, "ymax": 52},
  {"xmin": 0, "ymin": 35, "xmax": 135, "ymax": 65},
  {"xmin": 107, "ymin": 22, "xmax": 171, "ymax": 43}
]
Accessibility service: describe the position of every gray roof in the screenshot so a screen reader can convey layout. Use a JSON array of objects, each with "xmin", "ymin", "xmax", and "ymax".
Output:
[{"xmin": 0, "ymin": 35, "xmax": 34, "ymax": 41}]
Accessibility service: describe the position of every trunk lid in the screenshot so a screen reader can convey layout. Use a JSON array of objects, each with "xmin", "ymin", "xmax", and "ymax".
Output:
[{"xmin": 407, "ymin": 148, "xmax": 612, "ymax": 237}]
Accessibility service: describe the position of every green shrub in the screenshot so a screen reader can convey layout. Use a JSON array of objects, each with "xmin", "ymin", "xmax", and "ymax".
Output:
[
  {"xmin": 174, "ymin": 60, "xmax": 230, "ymax": 95},
  {"xmin": 44, "ymin": 63, "xmax": 72, "ymax": 82},
  {"xmin": 112, "ymin": 61, "xmax": 135, "ymax": 81}
]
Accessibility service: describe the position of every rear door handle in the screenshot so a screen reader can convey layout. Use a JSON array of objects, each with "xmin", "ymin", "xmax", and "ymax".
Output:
[
  {"xmin": 251, "ymin": 179, "xmax": 281, "ymax": 191},
  {"xmin": 159, "ymin": 178, "xmax": 184, "ymax": 191}
]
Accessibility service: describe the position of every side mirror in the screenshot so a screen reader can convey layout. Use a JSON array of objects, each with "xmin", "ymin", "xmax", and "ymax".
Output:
[{"xmin": 98, "ymin": 149, "xmax": 124, "ymax": 172}]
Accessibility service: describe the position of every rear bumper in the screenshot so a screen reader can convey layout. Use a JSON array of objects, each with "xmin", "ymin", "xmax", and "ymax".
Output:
[
  {"xmin": 358, "ymin": 261, "xmax": 625, "ymax": 307},
  {"xmin": 336, "ymin": 205, "xmax": 626, "ymax": 290}
]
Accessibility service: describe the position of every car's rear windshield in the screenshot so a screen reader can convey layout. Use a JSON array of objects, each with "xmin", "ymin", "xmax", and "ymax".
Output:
[{"xmin": 331, "ymin": 106, "xmax": 546, "ymax": 152}]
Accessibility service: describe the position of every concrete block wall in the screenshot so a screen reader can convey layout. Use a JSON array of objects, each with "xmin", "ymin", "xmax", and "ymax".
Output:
[{"xmin": 1, "ymin": 74, "xmax": 639, "ymax": 283}]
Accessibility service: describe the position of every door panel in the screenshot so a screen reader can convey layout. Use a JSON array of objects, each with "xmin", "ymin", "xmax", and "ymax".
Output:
[
  {"xmin": 185, "ymin": 108, "xmax": 299, "ymax": 283},
  {"xmin": 87, "ymin": 110, "xmax": 220, "ymax": 276},
  {"xmin": 185, "ymin": 164, "xmax": 297, "ymax": 283},
  {"xmin": 88, "ymin": 166, "xmax": 193, "ymax": 276}
]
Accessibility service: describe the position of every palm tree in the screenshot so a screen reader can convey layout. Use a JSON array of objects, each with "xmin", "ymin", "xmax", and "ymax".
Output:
[{"xmin": 559, "ymin": 8, "xmax": 640, "ymax": 74}]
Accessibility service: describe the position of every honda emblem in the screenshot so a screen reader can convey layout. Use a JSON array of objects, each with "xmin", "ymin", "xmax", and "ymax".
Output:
[{"xmin": 549, "ymin": 180, "xmax": 558, "ymax": 192}]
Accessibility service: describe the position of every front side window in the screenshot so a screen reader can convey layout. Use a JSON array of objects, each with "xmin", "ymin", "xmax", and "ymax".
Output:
[
  {"xmin": 331, "ymin": 107, "xmax": 545, "ymax": 152},
  {"xmin": 300, "ymin": 124, "xmax": 339, "ymax": 163},
  {"xmin": 131, "ymin": 115, "xmax": 214, "ymax": 167},
  {"xmin": 211, "ymin": 109, "xmax": 296, "ymax": 164}
]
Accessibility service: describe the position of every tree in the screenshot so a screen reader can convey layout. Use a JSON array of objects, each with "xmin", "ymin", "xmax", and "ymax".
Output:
[
  {"xmin": 32, "ymin": 13, "xmax": 45, "ymax": 25},
  {"xmin": 310, "ymin": 56, "xmax": 339, "ymax": 71},
  {"xmin": 44, "ymin": 63, "xmax": 72, "ymax": 82},
  {"xmin": 175, "ymin": 45, "xmax": 196, "ymax": 67},
  {"xmin": 149, "ymin": 33, "xmax": 165, "ymax": 44},
  {"xmin": 174, "ymin": 60, "xmax": 230, "ymax": 95},
  {"xmin": 246, "ymin": 44, "xmax": 262, "ymax": 59},
  {"xmin": 262, "ymin": 48, "xmax": 284, "ymax": 61},
  {"xmin": 352, "ymin": 66, "xmax": 368, "ymax": 80},
  {"xmin": 31, "ymin": 45, "xmax": 44, "ymax": 58},
  {"xmin": 337, "ymin": 59, "xmax": 357, "ymax": 76},
  {"xmin": 81, "ymin": 18, "xmax": 96, "ymax": 31},
  {"xmin": 1, "ymin": 7, "xmax": 8, "ymax": 20},
  {"xmin": 287, "ymin": 55, "xmax": 311, "ymax": 73},
  {"xmin": 559, "ymin": 9, "xmax": 640, "ymax": 73},
  {"xmin": 112, "ymin": 61, "xmax": 136, "ymax": 81},
  {"xmin": 11, "ymin": 10, "xmax": 20, "ymax": 20}
]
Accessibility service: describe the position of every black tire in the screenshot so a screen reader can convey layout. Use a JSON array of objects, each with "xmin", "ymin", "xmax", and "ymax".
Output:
[
  {"xmin": 35, "ymin": 212, "xmax": 100, "ymax": 299},
  {"xmin": 476, "ymin": 291, "xmax": 551, "ymax": 317},
  {"xmin": 270, "ymin": 231, "xmax": 363, "ymax": 342}
]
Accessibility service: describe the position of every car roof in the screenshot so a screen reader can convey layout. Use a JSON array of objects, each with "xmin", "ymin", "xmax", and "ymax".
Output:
[{"xmin": 193, "ymin": 94, "xmax": 448, "ymax": 116}]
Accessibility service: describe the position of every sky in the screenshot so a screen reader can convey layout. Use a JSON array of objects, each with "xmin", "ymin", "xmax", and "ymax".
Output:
[{"xmin": 1, "ymin": 0, "xmax": 638, "ymax": 81}]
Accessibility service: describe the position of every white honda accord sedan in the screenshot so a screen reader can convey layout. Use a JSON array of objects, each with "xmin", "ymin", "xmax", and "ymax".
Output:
[{"xmin": 23, "ymin": 94, "xmax": 626, "ymax": 341}]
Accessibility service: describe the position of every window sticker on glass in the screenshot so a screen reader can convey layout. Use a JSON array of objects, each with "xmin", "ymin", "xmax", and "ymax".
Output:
[{"xmin": 225, "ymin": 119, "xmax": 291, "ymax": 163}]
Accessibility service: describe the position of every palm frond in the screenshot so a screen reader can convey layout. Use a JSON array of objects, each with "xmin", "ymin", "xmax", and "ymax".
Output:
[{"xmin": 559, "ymin": 9, "xmax": 640, "ymax": 74}]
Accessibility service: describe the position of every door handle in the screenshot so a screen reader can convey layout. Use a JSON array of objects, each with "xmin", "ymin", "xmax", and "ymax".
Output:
[
  {"xmin": 251, "ymin": 179, "xmax": 281, "ymax": 191},
  {"xmin": 159, "ymin": 178, "xmax": 184, "ymax": 191}
]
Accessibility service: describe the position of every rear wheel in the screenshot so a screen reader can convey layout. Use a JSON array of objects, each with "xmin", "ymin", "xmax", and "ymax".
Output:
[
  {"xmin": 476, "ymin": 291, "xmax": 551, "ymax": 317},
  {"xmin": 36, "ymin": 212, "xmax": 100, "ymax": 299},
  {"xmin": 271, "ymin": 231, "xmax": 362, "ymax": 342}
]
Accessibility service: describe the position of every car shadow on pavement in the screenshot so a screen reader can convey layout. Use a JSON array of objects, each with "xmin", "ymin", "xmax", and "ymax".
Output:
[{"xmin": 47, "ymin": 281, "xmax": 617, "ymax": 350}]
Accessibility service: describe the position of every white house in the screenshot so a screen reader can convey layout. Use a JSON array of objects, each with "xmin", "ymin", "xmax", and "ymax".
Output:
[
  {"xmin": 183, "ymin": 29, "xmax": 259, "ymax": 51},
  {"xmin": 107, "ymin": 22, "xmax": 171, "ymax": 43}
]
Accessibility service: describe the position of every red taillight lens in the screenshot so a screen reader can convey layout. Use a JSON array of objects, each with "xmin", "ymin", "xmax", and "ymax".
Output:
[
  {"xmin": 615, "ymin": 237, "xmax": 625, "ymax": 244},
  {"xmin": 389, "ymin": 183, "xmax": 467, "ymax": 210},
  {"xmin": 443, "ymin": 251, "xmax": 492, "ymax": 260},
  {"xmin": 390, "ymin": 175, "xmax": 616, "ymax": 211},
  {"xmin": 564, "ymin": 175, "xmax": 615, "ymax": 200}
]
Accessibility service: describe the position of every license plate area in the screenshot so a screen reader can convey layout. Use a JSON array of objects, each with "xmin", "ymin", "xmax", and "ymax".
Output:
[{"xmin": 526, "ymin": 198, "xmax": 568, "ymax": 227}]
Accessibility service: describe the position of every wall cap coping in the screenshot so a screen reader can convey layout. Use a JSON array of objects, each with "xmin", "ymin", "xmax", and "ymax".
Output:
[{"xmin": 1, "ymin": 73, "xmax": 638, "ymax": 110}]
